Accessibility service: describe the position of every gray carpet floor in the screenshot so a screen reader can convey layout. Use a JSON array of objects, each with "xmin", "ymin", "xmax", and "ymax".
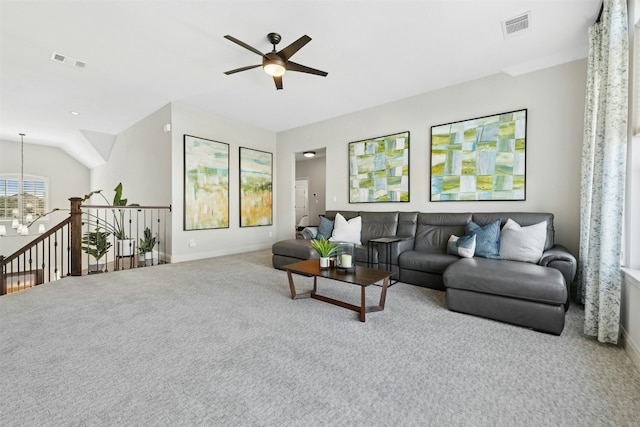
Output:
[{"xmin": 1, "ymin": 249, "xmax": 639, "ymax": 426}]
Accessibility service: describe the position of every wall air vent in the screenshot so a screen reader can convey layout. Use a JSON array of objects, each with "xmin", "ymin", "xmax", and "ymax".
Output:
[
  {"xmin": 502, "ymin": 11, "xmax": 531, "ymax": 39},
  {"xmin": 50, "ymin": 52, "xmax": 87, "ymax": 69}
]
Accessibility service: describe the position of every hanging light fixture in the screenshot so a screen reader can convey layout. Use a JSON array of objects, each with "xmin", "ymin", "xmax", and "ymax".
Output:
[
  {"xmin": 2, "ymin": 133, "xmax": 29, "ymax": 237},
  {"xmin": 20, "ymin": 133, "xmax": 27, "ymax": 235}
]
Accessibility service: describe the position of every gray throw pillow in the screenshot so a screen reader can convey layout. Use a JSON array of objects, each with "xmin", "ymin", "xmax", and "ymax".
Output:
[{"xmin": 317, "ymin": 216, "xmax": 334, "ymax": 239}]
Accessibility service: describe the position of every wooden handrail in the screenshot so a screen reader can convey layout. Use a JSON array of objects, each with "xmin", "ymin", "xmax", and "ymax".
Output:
[
  {"xmin": 0, "ymin": 217, "xmax": 71, "ymax": 266},
  {"xmin": 82, "ymin": 204, "xmax": 172, "ymax": 211}
]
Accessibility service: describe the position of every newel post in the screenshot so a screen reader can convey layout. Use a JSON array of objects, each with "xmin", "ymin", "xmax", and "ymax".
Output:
[
  {"xmin": 0, "ymin": 255, "xmax": 6, "ymax": 295},
  {"xmin": 70, "ymin": 197, "xmax": 83, "ymax": 276}
]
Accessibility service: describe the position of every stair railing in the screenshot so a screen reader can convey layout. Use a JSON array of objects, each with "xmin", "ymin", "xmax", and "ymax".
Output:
[{"xmin": 1, "ymin": 197, "xmax": 171, "ymax": 295}]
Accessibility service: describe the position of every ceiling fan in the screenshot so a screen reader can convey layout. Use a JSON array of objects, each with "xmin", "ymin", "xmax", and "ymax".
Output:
[{"xmin": 223, "ymin": 32, "xmax": 328, "ymax": 90}]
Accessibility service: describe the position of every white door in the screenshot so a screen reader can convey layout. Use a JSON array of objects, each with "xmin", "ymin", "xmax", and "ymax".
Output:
[{"xmin": 295, "ymin": 179, "xmax": 309, "ymax": 225}]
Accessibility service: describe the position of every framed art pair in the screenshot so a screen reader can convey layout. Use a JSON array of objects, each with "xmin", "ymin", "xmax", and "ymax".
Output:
[{"xmin": 183, "ymin": 135, "xmax": 272, "ymax": 230}]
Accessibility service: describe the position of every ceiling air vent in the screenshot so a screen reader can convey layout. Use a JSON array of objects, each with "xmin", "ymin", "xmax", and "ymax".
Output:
[
  {"xmin": 51, "ymin": 52, "xmax": 66, "ymax": 63},
  {"xmin": 502, "ymin": 11, "xmax": 531, "ymax": 39},
  {"xmin": 50, "ymin": 52, "xmax": 87, "ymax": 69}
]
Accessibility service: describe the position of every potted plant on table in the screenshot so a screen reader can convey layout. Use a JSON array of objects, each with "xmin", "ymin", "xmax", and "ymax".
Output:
[
  {"xmin": 138, "ymin": 227, "xmax": 157, "ymax": 267},
  {"xmin": 109, "ymin": 182, "xmax": 138, "ymax": 257},
  {"xmin": 310, "ymin": 237, "xmax": 337, "ymax": 269},
  {"xmin": 82, "ymin": 227, "xmax": 112, "ymax": 273}
]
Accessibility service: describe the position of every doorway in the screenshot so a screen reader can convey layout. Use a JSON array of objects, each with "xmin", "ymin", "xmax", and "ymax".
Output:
[
  {"xmin": 295, "ymin": 179, "xmax": 309, "ymax": 227},
  {"xmin": 294, "ymin": 149, "xmax": 326, "ymax": 229}
]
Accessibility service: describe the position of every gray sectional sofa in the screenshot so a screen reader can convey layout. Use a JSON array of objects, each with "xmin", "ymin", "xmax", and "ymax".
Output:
[{"xmin": 272, "ymin": 210, "xmax": 577, "ymax": 335}]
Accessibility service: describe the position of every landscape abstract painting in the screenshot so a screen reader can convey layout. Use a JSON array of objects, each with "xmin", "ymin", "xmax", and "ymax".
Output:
[
  {"xmin": 348, "ymin": 131, "xmax": 410, "ymax": 203},
  {"xmin": 239, "ymin": 147, "xmax": 273, "ymax": 227},
  {"xmin": 430, "ymin": 109, "xmax": 527, "ymax": 201},
  {"xmin": 184, "ymin": 135, "xmax": 229, "ymax": 230}
]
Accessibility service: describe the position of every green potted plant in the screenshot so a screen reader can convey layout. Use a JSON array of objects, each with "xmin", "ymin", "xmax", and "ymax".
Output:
[
  {"xmin": 109, "ymin": 183, "xmax": 138, "ymax": 257},
  {"xmin": 84, "ymin": 183, "xmax": 137, "ymax": 256},
  {"xmin": 82, "ymin": 226, "xmax": 112, "ymax": 273},
  {"xmin": 138, "ymin": 227, "xmax": 157, "ymax": 267},
  {"xmin": 310, "ymin": 237, "xmax": 337, "ymax": 269}
]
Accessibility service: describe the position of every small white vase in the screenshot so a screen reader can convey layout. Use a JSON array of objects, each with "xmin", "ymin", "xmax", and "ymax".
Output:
[{"xmin": 319, "ymin": 257, "xmax": 330, "ymax": 269}]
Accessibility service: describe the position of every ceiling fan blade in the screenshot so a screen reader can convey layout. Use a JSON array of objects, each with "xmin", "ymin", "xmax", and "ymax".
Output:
[
  {"xmin": 278, "ymin": 35, "xmax": 311, "ymax": 61},
  {"xmin": 286, "ymin": 61, "xmax": 328, "ymax": 77},
  {"xmin": 224, "ymin": 64, "xmax": 261, "ymax": 75},
  {"xmin": 224, "ymin": 35, "xmax": 267, "ymax": 58},
  {"xmin": 274, "ymin": 76, "xmax": 283, "ymax": 90}
]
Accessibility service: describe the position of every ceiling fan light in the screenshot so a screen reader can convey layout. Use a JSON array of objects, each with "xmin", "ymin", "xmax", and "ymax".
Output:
[
  {"xmin": 264, "ymin": 62, "xmax": 286, "ymax": 77},
  {"xmin": 303, "ymin": 151, "xmax": 315, "ymax": 158}
]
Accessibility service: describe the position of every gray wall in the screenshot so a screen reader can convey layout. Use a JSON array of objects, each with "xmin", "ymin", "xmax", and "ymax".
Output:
[
  {"xmin": 0, "ymin": 140, "xmax": 91, "ymax": 255},
  {"xmin": 91, "ymin": 103, "xmax": 172, "ymax": 207},
  {"xmin": 91, "ymin": 101, "xmax": 278, "ymax": 263},
  {"xmin": 169, "ymin": 102, "xmax": 277, "ymax": 263},
  {"xmin": 276, "ymin": 59, "xmax": 587, "ymax": 256}
]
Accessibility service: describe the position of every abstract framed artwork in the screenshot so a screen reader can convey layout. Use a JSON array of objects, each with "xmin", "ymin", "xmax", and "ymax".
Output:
[
  {"xmin": 348, "ymin": 131, "xmax": 410, "ymax": 203},
  {"xmin": 183, "ymin": 134, "xmax": 229, "ymax": 230},
  {"xmin": 430, "ymin": 109, "xmax": 527, "ymax": 201},
  {"xmin": 239, "ymin": 147, "xmax": 273, "ymax": 227}
]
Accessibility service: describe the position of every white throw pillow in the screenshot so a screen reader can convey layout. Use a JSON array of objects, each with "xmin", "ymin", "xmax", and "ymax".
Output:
[
  {"xmin": 329, "ymin": 213, "xmax": 362, "ymax": 245},
  {"xmin": 447, "ymin": 234, "xmax": 476, "ymax": 258},
  {"xmin": 499, "ymin": 218, "xmax": 548, "ymax": 263}
]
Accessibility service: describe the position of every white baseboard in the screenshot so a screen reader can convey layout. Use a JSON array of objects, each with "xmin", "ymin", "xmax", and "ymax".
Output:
[
  {"xmin": 621, "ymin": 325, "xmax": 640, "ymax": 372},
  {"xmin": 169, "ymin": 243, "xmax": 272, "ymax": 264}
]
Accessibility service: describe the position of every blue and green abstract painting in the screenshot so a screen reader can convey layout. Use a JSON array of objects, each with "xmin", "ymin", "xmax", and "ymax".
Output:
[
  {"xmin": 430, "ymin": 110, "xmax": 526, "ymax": 201},
  {"xmin": 349, "ymin": 132, "xmax": 409, "ymax": 203}
]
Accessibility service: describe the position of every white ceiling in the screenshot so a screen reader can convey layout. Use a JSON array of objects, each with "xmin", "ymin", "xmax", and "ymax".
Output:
[{"xmin": 0, "ymin": 0, "xmax": 601, "ymax": 168}]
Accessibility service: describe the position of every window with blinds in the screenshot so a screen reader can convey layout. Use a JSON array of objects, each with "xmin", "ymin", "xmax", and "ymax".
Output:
[{"xmin": 0, "ymin": 176, "xmax": 48, "ymax": 220}]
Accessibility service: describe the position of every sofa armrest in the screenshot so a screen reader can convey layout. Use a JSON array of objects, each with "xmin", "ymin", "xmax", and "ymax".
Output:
[
  {"xmin": 296, "ymin": 226, "xmax": 318, "ymax": 240},
  {"xmin": 396, "ymin": 236, "xmax": 416, "ymax": 254},
  {"xmin": 539, "ymin": 244, "xmax": 577, "ymax": 309},
  {"xmin": 388, "ymin": 236, "xmax": 415, "ymax": 265}
]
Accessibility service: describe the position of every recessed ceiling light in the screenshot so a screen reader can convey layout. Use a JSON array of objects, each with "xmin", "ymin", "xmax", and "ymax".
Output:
[{"xmin": 70, "ymin": 111, "xmax": 79, "ymax": 116}]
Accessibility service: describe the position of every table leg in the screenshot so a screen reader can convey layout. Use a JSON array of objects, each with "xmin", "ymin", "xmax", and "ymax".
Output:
[
  {"xmin": 358, "ymin": 286, "xmax": 366, "ymax": 322},
  {"xmin": 379, "ymin": 277, "xmax": 389, "ymax": 308},
  {"xmin": 287, "ymin": 270, "xmax": 311, "ymax": 299}
]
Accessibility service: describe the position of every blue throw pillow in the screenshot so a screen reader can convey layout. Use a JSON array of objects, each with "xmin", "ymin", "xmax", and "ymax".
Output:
[
  {"xmin": 466, "ymin": 219, "xmax": 501, "ymax": 259},
  {"xmin": 317, "ymin": 216, "xmax": 334, "ymax": 240}
]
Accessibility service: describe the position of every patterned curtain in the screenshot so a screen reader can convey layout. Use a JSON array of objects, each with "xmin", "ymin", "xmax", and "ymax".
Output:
[{"xmin": 578, "ymin": 0, "xmax": 628, "ymax": 344}]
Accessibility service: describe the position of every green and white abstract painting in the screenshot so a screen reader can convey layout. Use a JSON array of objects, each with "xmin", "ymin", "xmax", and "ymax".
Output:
[
  {"xmin": 184, "ymin": 135, "xmax": 229, "ymax": 230},
  {"xmin": 239, "ymin": 147, "xmax": 272, "ymax": 227},
  {"xmin": 349, "ymin": 131, "xmax": 410, "ymax": 203},
  {"xmin": 430, "ymin": 109, "xmax": 527, "ymax": 201}
]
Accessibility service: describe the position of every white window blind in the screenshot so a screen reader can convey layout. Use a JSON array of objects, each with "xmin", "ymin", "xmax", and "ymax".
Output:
[{"xmin": 0, "ymin": 175, "xmax": 48, "ymax": 220}]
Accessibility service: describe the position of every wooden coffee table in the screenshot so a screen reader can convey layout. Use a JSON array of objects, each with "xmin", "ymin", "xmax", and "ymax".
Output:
[{"xmin": 283, "ymin": 259, "xmax": 393, "ymax": 322}]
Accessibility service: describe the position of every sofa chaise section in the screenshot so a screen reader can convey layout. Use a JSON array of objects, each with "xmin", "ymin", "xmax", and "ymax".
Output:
[{"xmin": 443, "ymin": 257, "xmax": 567, "ymax": 335}]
